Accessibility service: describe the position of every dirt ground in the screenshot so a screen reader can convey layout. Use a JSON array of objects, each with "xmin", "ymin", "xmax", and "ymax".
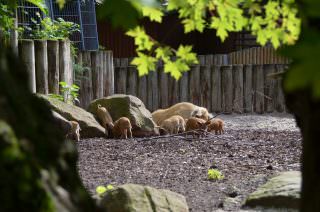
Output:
[{"xmin": 77, "ymin": 113, "xmax": 302, "ymax": 211}]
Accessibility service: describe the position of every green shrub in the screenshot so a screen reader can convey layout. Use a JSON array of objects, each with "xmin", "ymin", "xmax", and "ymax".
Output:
[{"xmin": 207, "ymin": 169, "xmax": 224, "ymax": 181}]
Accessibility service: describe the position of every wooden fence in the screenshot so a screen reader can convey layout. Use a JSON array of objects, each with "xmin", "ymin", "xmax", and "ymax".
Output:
[
  {"xmin": 18, "ymin": 42, "xmax": 287, "ymax": 114},
  {"xmin": 113, "ymin": 55, "xmax": 287, "ymax": 113},
  {"xmin": 18, "ymin": 39, "xmax": 73, "ymax": 94},
  {"xmin": 228, "ymin": 47, "xmax": 290, "ymax": 65}
]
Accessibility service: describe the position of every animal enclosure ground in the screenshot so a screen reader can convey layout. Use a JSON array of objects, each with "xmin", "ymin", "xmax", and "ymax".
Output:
[{"xmin": 77, "ymin": 114, "xmax": 301, "ymax": 211}]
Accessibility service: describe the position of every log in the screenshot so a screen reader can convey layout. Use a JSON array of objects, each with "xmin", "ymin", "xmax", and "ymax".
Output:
[
  {"xmin": 105, "ymin": 51, "xmax": 114, "ymax": 96},
  {"xmin": 189, "ymin": 65, "xmax": 200, "ymax": 105},
  {"xmin": 264, "ymin": 64, "xmax": 276, "ymax": 113},
  {"xmin": 127, "ymin": 65, "xmax": 138, "ymax": 96},
  {"xmin": 47, "ymin": 40, "xmax": 59, "ymax": 94},
  {"xmin": 159, "ymin": 66, "xmax": 169, "ymax": 108},
  {"xmin": 80, "ymin": 51, "xmax": 93, "ymax": 108},
  {"xmin": 59, "ymin": 40, "xmax": 72, "ymax": 86},
  {"xmin": 91, "ymin": 51, "xmax": 103, "ymax": 99},
  {"xmin": 274, "ymin": 64, "xmax": 286, "ymax": 112},
  {"xmin": 34, "ymin": 40, "xmax": 48, "ymax": 94},
  {"xmin": 138, "ymin": 75, "xmax": 147, "ymax": 107},
  {"xmin": 211, "ymin": 65, "xmax": 222, "ymax": 113},
  {"xmin": 232, "ymin": 65, "xmax": 244, "ymax": 113},
  {"xmin": 179, "ymin": 71, "xmax": 189, "ymax": 102},
  {"xmin": 243, "ymin": 65, "xmax": 253, "ymax": 113},
  {"xmin": 168, "ymin": 75, "xmax": 179, "ymax": 106},
  {"xmin": 200, "ymin": 65, "xmax": 211, "ymax": 110},
  {"xmin": 117, "ymin": 58, "xmax": 128, "ymax": 94},
  {"xmin": 19, "ymin": 39, "xmax": 36, "ymax": 93},
  {"xmin": 253, "ymin": 65, "xmax": 264, "ymax": 113},
  {"xmin": 221, "ymin": 65, "xmax": 233, "ymax": 113}
]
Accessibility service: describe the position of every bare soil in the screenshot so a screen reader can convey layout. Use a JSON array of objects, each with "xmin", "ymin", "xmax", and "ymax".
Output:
[{"xmin": 77, "ymin": 114, "xmax": 302, "ymax": 211}]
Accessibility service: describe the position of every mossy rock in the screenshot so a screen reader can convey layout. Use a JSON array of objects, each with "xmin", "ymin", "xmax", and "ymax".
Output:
[
  {"xmin": 88, "ymin": 95, "xmax": 158, "ymax": 137},
  {"xmin": 244, "ymin": 171, "xmax": 301, "ymax": 209},
  {"xmin": 40, "ymin": 95, "xmax": 105, "ymax": 138},
  {"xmin": 100, "ymin": 184, "xmax": 189, "ymax": 212}
]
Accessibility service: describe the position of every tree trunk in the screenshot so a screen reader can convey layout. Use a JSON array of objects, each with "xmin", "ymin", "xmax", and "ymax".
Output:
[{"xmin": 284, "ymin": 88, "xmax": 320, "ymax": 211}]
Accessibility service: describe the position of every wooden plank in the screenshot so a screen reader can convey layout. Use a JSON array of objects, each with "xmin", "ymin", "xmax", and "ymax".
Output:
[
  {"xmin": 138, "ymin": 75, "xmax": 147, "ymax": 107},
  {"xmin": 200, "ymin": 65, "xmax": 211, "ymax": 110},
  {"xmin": 189, "ymin": 65, "xmax": 200, "ymax": 105},
  {"xmin": 59, "ymin": 40, "xmax": 72, "ymax": 86},
  {"xmin": 127, "ymin": 64, "xmax": 138, "ymax": 97},
  {"xmin": 147, "ymin": 69, "xmax": 158, "ymax": 111},
  {"xmin": 221, "ymin": 65, "xmax": 233, "ymax": 113},
  {"xmin": 243, "ymin": 65, "xmax": 253, "ymax": 113},
  {"xmin": 179, "ymin": 71, "xmax": 189, "ymax": 102},
  {"xmin": 211, "ymin": 65, "xmax": 222, "ymax": 113},
  {"xmin": 114, "ymin": 58, "xmax": 120, "ymax": 93},
  {"xmin": 118, "ymin": 58, "xmax": 128, "ymax": 94},
  {"xmin": 232, "ymin": 65, "xmax": 244, "ymax": 113},
  {"xmin": 274, "ymin": 64, "xmax": 286, "ymax": 112},
  {"xmin": 168, "ymin": 75, "xmax": 179, "ymax": 106},
  {"xmin": 107, "ymin": 51, "xmax": 114, "ymax": 95},
  {"xmin": 79, "ymin": 51, "xmax": 93, "ymax": 109},
  {"xmin": 47, "ymin": 40, "xmax": 59, "ymax": 94},
  {"xmin": 19, "ymin": 39, "xmax": 36, "ymax": 93},
  {"xmin": 253, "ymin": 65, "xmax": 264, "ymax": 113},
  {"xmin": 34, "ymin": 40, "xmax": 48, "ymax": 94},
  {"xmin": 159, "ymin": 65, "xmax": 169, "ymax": 108},
  {"xmin": 91, "ymin": 51, "xmax": 103, "ymax": 99},
  {"xmin": 252, "ymin": 47, "xmax": 257, "ymax": 65},
  {"xmin": 264, "ymin": 64, "xmax": 276, "ymax": 113}
]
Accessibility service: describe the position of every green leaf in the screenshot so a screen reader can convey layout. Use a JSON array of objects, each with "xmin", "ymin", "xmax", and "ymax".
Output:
[
  {"xmin": 131, "ymin": 53, "xmax": 157, "ymax": 76},
  {"xmin": 96, "ymin": 186, "xmax": 107, "ymax": 195},
  {"xmin": 142, "ymin": 6, "xmax": 163, "ymax": 22}
]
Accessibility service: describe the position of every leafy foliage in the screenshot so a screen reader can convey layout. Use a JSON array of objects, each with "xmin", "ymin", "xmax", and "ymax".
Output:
[
  {"xmin": 207, "ymin": 168, "xmax": 224, "ymax": 180},
  {"xmin": 25, "ymin": 16, "xmax": 79, "ymax": 40},
  {"xmin": 49, "ymin": 81, "xmax": 80, "ymax": 105},
  {"xmin": 122, "ymin": 0, "xmax": 301, "ymax": 80}
]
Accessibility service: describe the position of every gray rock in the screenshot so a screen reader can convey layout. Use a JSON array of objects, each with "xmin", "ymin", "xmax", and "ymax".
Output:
[
  {"xmin": 88, "ymin": 95, "xmax": 158, "ymax": 137},
  {"xmin": 244, "ymin": 171, "xmax": 301, "ymax": 209},
  {"xmin": 40, "ymin": 95, "xmax": 105, "ymax": 138},
  {"xmin": 52, "ymin": 111, "xmax": 72, "ymax": 135},
  {"xmin": 100, "ymin": 184, "xmax": 189, "ymax": 212}
]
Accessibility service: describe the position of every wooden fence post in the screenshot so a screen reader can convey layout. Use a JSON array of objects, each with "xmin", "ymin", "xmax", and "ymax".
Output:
[
  {"xmin": 104, "ymin": 51, "xmax": 114, "ymax": 96},
  {"xmin": 179, "ymin": 71, "xmax": 189, "ymax": 103},
  {"xmin": 127, "ymin": 62, "xmax": 138, "ymax": 97},
  {"xmin": 91, "ymin": 51, "xmax": 101, "ymax": 99},
  {"xmin": 189, "ymin": 65, "xmax": 200, "ymax": 105},
  {"xmin": 19, "ymin": 39, "xmax": 36, "ymax": 93},
  {"xmin": 138, "ymin": 75, "xmax": 147, "ymax": 107},
  {"xmin": 264, "ymin": 64, "xmax": 276, "ymax": 113},
  {"xmin": 47, "ymin": 40, "xmax": 59, "ymax": 94},
  {"xmin": 34, "ymin": 40, "xmax": 48, "ymax": 94},
  {"xmin": 253, "ymin": 65, "xmax": 264, "ymax": 113},
  {"xmin": 274, "ymin": 64, "xmax": 286, "ymax": 112},
  {"xmin": 221, "ymin": 65, "xmax": 233, "ymax": 113},
  {"xmin": 211, "ymin": 65, "xmax": 222, "ymax": 113},
  {"xmin": 80, "ymin": 51, "xmax": 93, "ymax": 108},
  {"xmin": 159, "ymin": 64, "xmax": 169, "ymax": 108},
  {"xmin": 59, "ymin": 40, "xmax": 72, "ymax": 86},
  {"xmin": 232, "ymin": 65, "xmax": 244, "ymax": 113},
  {"xmin": 117, "ymin": 58, "xmax": 128, "ymax": 94},
  {"xmin": 244, "ymin": 65, "xmax": 253, "ymax": 113},
  {"xmin": 200, "ymin": 55, "xmax": 212, "ymax": 110},
  {"xmin": 168, "ymin": 75, "xmax": 179, "ymax": 106}
]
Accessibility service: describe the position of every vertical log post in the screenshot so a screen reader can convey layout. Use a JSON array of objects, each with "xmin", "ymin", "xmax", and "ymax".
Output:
[
  {"xmin": 189, "ymin": 65, "xmax": 200, "ymax": 105},
  {"xmin": 253, "ymin": 65, "xmax": 265, "ymax": 113},
  {"xmin": 221, "ymin": 65, "xmax": 233, "ymax": 113},
  {"xmin": 244, "ymin": 65, "xmax": 253, "ymax": 113},
  {"xmin": 232, "ymin": 65, "xmax": 244, "ymax": 113},
  {"xmin": 47, "ymin": 40, "xmax": 59, "ymax": 94},
  {"xmin": 34, "ymin": 40, "xmax": 48, "ymax": 94},
  {"xmin": 211, "ymin": 65, "xmax": 222, "ymax": 113},
  {"xmin": 19, "ymin": 40, "xmax": 36, "ymax": 93},
  {"xmin": 264, "ymin": 64, "xmax": 276, "ymax": 113},
  {"xmin": 80, "ymin": 51, "xmax": 93, "ymax": 108}
]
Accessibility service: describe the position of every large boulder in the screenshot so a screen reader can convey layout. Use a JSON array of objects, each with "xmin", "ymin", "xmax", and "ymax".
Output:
[
  {"xmin": 40, "ymin": 95, "xmax": 105, "ymax": 138},
  {"xmin": 99, "ymin": 184, "xmax": 189, "ymax": 212},
  {"xmin": 0, "ymin": 48, "xmax": 99, "ymax": 211},
  {"xmin": 88, "ymin": 95, "xmax": 158, "ymax": 137},
  {"xmin": 244, "ymin": 171, "xmax": 301, "ymax": 210}
]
